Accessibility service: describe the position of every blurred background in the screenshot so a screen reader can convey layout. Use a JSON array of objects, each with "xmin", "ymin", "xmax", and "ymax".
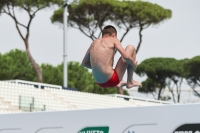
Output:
[{"xmin": 0, "ymin": 0, "xmax": 200, "ymax": 104}]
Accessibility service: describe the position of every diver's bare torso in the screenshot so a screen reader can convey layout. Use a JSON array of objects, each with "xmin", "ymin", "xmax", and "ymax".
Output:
[
  {"xmin": 90, "ymin": 37, "xmax": 116, "ymax": 83},
  {"xmin": 82, "ymin": 25, "xmax": 142, "ymax": 88}
]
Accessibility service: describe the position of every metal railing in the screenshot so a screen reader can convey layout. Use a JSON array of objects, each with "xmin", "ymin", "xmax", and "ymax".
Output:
[
  {"xmin": 106, "ymin": 94, "xmax": 172, "ymax": 104},
  {"xmin": 19, "ymin": 96, "xmax": 46, "ymax": 112},
  {"xmin": 4, "ymin": 80, "xmax": 62, "ymax": 89}
]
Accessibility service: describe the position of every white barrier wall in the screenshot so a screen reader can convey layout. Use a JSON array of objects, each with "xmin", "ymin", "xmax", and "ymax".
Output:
[{"xmin": 0, "ymin": 104, "xmax": 200, "ymax": 133}]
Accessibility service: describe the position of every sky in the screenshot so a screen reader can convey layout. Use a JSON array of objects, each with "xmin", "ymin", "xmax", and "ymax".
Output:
[{"xmin": 0, "ymin": 0, "xmax": 200, "ymax": 101}]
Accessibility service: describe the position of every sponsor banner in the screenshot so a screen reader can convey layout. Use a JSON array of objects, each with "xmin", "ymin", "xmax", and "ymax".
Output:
[
  {"xmin": 173, "ymin": 124, "xmax": 200, "ymax": 133},
  {"xmin": 78, "ymin": 126, "xmax": 109, "ymax": 133}
]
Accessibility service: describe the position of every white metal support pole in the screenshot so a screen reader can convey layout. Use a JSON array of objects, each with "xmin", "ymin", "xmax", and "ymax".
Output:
[{"xmin": 63, "ymin": 0, "xmax": 69, "ymax": 88}]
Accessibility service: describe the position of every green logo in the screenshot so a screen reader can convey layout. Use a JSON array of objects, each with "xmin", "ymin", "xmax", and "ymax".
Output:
[{"xmin": 78, "ymin": 126, "xmax": 109, "ymax": 133}]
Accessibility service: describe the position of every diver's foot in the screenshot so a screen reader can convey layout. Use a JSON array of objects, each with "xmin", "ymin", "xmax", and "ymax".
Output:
[
  {"xmin": 126, "ymin": 80, "xmax": 142, "ymax": 89},
  {"xmin": 116, "ymin": 81, "xmax": 127, "ymax": 88}
]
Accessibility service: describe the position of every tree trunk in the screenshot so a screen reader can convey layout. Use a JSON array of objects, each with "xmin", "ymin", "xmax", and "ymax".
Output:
[
  {"xmin": 158, "ymin": 87, "xmax": 162, "ymax": 100},
  {"xmin": 136, "ymin": 25, "xmax": 143, "ymax": 54},
  {"xmin": 25, "ymin": 44, "xmax": 42, "ymax": 83},
  {"xmin": 192, "ymin": 87, "xmax": 200, "ymax": 97},
  {"xmin": 3, "ymin": 4, "xmax": 43, "ymax": 83},
  {"xmin": 168, "ymin": 86, "xmax": 176, "ymax": 103},
  {"xmin": 117, "ymin": 87, "xmax": 124, "ymax": 95},
  {"xmin": 177, "ymin": 78, "xmax": 183, "ymax": 103}
]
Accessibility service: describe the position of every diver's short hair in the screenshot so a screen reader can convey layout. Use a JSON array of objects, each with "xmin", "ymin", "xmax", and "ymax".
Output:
[{"xmin": 102, "ymin": 25, "xmax": 117, "ymax": 36}]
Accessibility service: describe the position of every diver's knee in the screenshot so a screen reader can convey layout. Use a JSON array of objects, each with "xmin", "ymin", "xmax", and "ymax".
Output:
[{"xmin": 125, "ymin": 44, "xmax": 136, "ymax": 51}]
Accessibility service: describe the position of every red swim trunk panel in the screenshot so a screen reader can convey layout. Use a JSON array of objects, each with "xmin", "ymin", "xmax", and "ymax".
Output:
[{"xmin": 97, "ymin": 70, "xmax": 120, "ymax": 88}]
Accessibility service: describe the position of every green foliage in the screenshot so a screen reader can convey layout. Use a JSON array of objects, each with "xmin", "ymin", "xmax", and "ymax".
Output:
[
  {"xmin": 0, "ymin": 0, "xmax": 10, "ymax": 12},
  {"xmin": 1, "ymin": 0, "xmax": 61, "ymax": 8},
  {"xmin": 51, "ymin": 8, "xmax": 63, "ymax": 24},
  {"xmin": 51, "ymin": 0, "xmax": 172, "ymax": 26},
  {"xmin": 123, "ymin": 90, "xmax": 129, "ymax": 95},
  {"xmin": 138, "ymin": 78, "xmax": 160, "ymax": 93},
  {"xmin": 41, "ymin": 63, "xmax": 63, "ymax": 86},
  {"xmin": 0, "ymin": 0, "xmax": 61, "ymax": 15},
  {"xmin": 67, "ymin": 62, "xmax": 94, "ymax": 91},
  {"xmin": 136, "ymin": 58, "xmax": 179, "ymax": 82},
  {"xmin": 51, "ymin": 0, "xmax": 115, "ymax": 24},
  {"xmin": 0, "ymin": 49, "xmax": 37, "ymax": 81},
  {"xmin": 136, "ymin": 57, "xmax": 185, "ymax": 101},
  {"xmin": 51, "ymin": 0, "xmax": 172, "ymax": 67},
  {"xmin": 184, "ymin": 56, "xmax": 200, "ymax": 88},
  {"xmin": 113, "ymin": 0, "xmax": 172, "ymax": 27},
  {"xmin": 51, "ymin": 0, "xmax": 117, "ymax": 39},
  {"xmin": 51, "ymin": 0, "xmax": 172, "ymax": 42},
  {"xmin": 41, "ymin": 62, "xmax": 94, "ymax": 91}
]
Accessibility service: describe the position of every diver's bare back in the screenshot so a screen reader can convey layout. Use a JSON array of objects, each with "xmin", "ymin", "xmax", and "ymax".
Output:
[{"xmin": 90, "ymin": 37, "xmax": 116, "ymax": 83}]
